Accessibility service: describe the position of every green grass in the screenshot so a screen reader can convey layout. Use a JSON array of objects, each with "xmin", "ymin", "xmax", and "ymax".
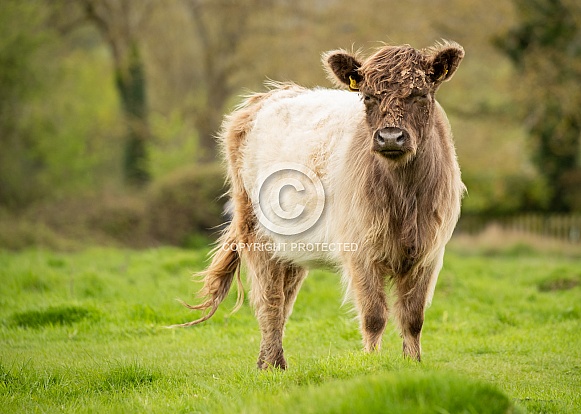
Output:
[{"xmin": 0, "ymin": 245, "xmax": 579, "ymax": 413}]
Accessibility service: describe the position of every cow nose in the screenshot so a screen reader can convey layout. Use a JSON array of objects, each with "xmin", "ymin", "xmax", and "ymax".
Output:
[{"xmin": 374, "ymin": 127, "xmax": 407, "ymax": 151}]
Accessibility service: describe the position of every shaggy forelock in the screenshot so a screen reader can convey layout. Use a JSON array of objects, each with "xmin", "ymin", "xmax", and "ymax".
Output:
[{"xmin": 359, "ymin": 46, "xmax": 430, "ymax": 97}]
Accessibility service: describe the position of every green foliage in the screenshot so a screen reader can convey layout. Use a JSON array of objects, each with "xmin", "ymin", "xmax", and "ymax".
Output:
[
  {"xmin": 86, "ymin": 195, "xmax": 149, "ymax": 245},
  {"xmin": 462, "ymin": 170, "xmax": 549, "ymax": 214},
  {"xmin": 495, "ymin": 0, "xmax": 581, "ymax": 212},
  {"xmin": 149, "ymin": 110, "xmax": 201, "ymax": 179},
  {"xmin": 1, "ymin": 0, "xmax": 578, "ymax": 217},
  {"xmin": 0, "ymin": 165, "xmax": 226, "ymax": 250},
  {"xmin": 30, "ymin": 47, "xmax": 123, "ymax": 196},
  {"xmin": 0, "ymin": 195, "xmax": 150, "ymax": 250},
  {"xmin": 0, "ymin": 207, "xmax": 76, "ymax": 251},
  {"xmin": 0, "ymin": 1, "xmax": 55, "ymax": 207},
  {"xmin": 0, "ymin": 247, "xmax": 579, "ymax": 412},
  {"xmin": 146, "ymin": 164, "xmax": 226, "ymax": 245},
  {"xmin": 0, "ymin": 2, "xmax": 122, "ymax": 208}
]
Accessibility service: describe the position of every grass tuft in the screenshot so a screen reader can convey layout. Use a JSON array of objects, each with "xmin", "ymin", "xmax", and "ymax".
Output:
[
  {"xmin": 0, "ymin": 364, "xmax": 17, "ymax": 390},
  {"xmin": 8, "ymin": 305, "xmax": 100, "ymax": 328},
  {"xmin": 98, "ymin": 362, "xmax": 161, "ymax": 392},
  {"xmin": 243, "ymin": 371, "xmax": 519, "ymax": 414},
  {"xmin": 538, "ymin": 277, "xmax": 580, "ymax": 292}
]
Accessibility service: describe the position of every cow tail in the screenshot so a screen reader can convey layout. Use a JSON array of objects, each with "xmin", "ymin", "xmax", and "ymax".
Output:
[{"xmin": 169, "ymin": 225, "xmax": 243, "ymax": 328}]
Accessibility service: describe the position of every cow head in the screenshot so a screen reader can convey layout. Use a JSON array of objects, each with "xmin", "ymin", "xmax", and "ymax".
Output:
[{"xmin": 324, "ymin": 41, "xmax": 464, "ymax": 165}]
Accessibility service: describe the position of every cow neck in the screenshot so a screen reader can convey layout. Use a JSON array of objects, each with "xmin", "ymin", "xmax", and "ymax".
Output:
[{"xmin": 368, "ymin": 129, "xmax": 449, "ymax": 271}]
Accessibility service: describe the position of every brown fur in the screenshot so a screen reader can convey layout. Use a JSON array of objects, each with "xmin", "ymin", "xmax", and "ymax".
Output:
[
  {"xmin": 174, "ymin": 42, "xmax": 465, "ymax": 368},
  {"xmin": 328, "ymin": 41, "xmax": 464, "ymax": 360}
]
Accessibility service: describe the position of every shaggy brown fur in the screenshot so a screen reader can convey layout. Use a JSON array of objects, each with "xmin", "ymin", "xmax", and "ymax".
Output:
[
  {"xmin": 327, "ymin": 41, "xmax": 465, "ymax": 360},
  {"xmin": 173, "ymin": 41, "xmax": 465, "ymax": 368}
]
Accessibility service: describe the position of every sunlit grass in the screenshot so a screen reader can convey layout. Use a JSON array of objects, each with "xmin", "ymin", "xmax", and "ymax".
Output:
[{"xmin": 0, "ymin": 244, "xmax": 579, "ymax": 413}]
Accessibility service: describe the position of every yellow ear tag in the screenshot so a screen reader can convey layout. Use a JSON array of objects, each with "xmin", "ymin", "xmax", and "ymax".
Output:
[
  {"xmin": 349, "ymin": 75, "xmax": 359, "ymax": 91},
  {"xmin": 437, "ymin": 67, "xmax": 448, "ymax": 82}
]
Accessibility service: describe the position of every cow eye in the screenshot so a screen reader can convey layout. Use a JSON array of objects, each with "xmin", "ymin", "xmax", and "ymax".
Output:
[
  {"xmin": 363, "ymin": 94, "xmax": 378, "ymax": 105},
  {"xmin": 410, "ymin": 90, "xmax": 429, "ymax": 100}
]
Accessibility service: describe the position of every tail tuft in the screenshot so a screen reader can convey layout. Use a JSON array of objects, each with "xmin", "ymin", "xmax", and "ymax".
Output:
[{"xmin": 168, "ymin": 227, "xmax": 243, "ymax": 328}]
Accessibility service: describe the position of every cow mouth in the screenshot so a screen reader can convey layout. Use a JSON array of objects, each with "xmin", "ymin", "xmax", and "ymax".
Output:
[{"xmin": 378, "ymin": 149, "xmax": 406, "ymax": 159}]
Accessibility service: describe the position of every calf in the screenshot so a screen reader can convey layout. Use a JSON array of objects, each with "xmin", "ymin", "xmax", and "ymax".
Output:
[{"xmin": 173, "ymin": 41, "xmax": 465, "ymax": 369}]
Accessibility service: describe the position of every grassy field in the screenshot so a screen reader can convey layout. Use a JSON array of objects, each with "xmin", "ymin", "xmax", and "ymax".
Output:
[{"xmin": 0, "ymin": 241, "xmax": 580, "ymax": 413}]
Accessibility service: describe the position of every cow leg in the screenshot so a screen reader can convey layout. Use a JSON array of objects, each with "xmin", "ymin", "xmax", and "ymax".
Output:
[
  {"xmin": 282, "ymin": 266, "xmax": 308, "ymax": 321},
  {"xmin": 246, "ymin": 251, "xmax": 292, "ymax": 370},
  {"xmin": 348, "ymin": 260, "xmax": 389, "ymax": 352},
  {"xmin": 394, "ymin": 257, "xmax": 442, "ymax": 361},
  {"xmin": 254, "ymin": 264, "xmax": 306, "ymax": 369}
]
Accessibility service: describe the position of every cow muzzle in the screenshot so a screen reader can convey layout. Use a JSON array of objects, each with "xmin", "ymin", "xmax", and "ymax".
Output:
[{"xmin": 373, "ymin": 127, "xmax": 409, "ymax": 158}]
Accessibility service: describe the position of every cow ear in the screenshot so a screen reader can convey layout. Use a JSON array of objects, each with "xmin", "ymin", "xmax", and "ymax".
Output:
[
  {"xmin": 322, "ymin": 50, "xmax": 363, "ymax": 91},
  {"xmin": 426, "ymin": 41, "xmax": 464, "ymax": 86}
]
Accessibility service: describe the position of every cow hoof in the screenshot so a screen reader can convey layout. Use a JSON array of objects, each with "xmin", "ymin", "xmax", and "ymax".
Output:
[{"xmin": 257, "ymin": 355, "xmax": 287, "ymax": 370}]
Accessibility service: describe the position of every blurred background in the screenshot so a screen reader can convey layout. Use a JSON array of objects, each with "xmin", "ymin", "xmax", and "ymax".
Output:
[{"xmin": 0, "ymin": 0, "xmax": 580, "ymax": 251}]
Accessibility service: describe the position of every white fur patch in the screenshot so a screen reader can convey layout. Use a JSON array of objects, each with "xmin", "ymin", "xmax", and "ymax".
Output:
[{"xmin": 241, "ymin": 88, "xmax": 365, "ymax": 265}]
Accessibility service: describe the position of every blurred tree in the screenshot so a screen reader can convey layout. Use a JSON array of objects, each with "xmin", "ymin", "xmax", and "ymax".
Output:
[
  {"xmin": 495, "ymin": 0, "xmax": 581, "ymax": 212},
  {"xmin": 82, "ymin": 0, "xmax": 155, "ymax": 186},
  {"xmin": 0, "ymin": 1, "xmax": 53, "ymax": 207},
  {"xmin": 52, "ymin": 0, "xmax": 155, "ymax": 186},
  {"xmin": 184, "ymin": 0, "xmax": 284, "ymax": 162},
  {"xmin": 0, "ymin": 1, "xmax": 126, "ymax": 208}
]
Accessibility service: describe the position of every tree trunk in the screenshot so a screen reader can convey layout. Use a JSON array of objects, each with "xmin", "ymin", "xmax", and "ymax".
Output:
[
  {"xmin": 115, "ymin": 42, "xmax": 150, "ymax": 186},
  {"xmin": 80, "ymin": 0, "xmax": 153, "ymax": 186}
]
